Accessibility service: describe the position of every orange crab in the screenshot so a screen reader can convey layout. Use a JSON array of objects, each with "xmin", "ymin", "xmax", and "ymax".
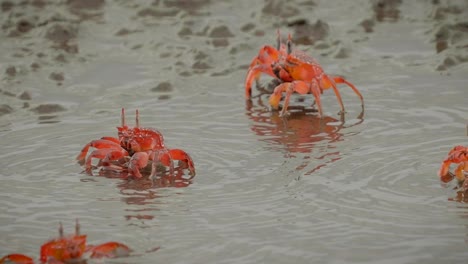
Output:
[
  {"xmin": 438, "ymin": 145, "xmax": 468, "ymax": 187},
  {"xmin": 0, "ymin": 254, "xmax": 34, "ymax": 264},
  {"xmin": 77, "ymin": 108, "xmax": 195, "ymax": 180},
  {"xmin": 0, "ymin": 220, "xmax": 131, "ymax": 264},
  {"xmin": 245, "ymin": 30, "xmax": 364, "ymax": 118}
]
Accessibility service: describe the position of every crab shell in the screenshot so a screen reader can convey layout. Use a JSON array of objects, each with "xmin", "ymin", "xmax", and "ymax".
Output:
[{"xmin": 40, "ymin": 234, "xmax": 87, "ymax": 263}]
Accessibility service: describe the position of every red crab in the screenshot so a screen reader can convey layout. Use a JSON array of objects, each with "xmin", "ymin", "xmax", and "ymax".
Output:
[
  {"xmin": 245, "ymin": 30, "xmax": 364, "ymax": 118},
  {"xmin": 0, "ymin": 254, "xmax": 34, "ymax": 264},
  {"xmin": 439, "ymin": 145, "xmax": 468, "ymax": 188},
  {"xmin": 0, "ymin": 220, "xmax": 131, "ymax": 264},
  {"xmin": 77, "ymin": 108, "xmax": 195, "ymax": 180}
]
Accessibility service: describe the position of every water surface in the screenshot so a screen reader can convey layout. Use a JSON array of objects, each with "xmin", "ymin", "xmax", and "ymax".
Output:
[{"xmin": 1, "ymin": 1, "xmax": 468, "ymax": 263}]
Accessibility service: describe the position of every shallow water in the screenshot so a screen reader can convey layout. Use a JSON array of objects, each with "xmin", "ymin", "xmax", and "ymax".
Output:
[{"xmin": 1, "ymin": 0, "xmax": 468, "ymax": 263}]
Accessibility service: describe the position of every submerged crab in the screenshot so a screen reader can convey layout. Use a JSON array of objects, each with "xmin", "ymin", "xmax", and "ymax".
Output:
[
  {"xmin": 77, "ymin": 108, "xmax": 195, "ymax": 180},
  {"xmin": 0, "ymin": 220, "xmax": 131, "ymax": 264},
  {"xmin": 439, "ymin": 145, "xmax": 468, "ymax": 189},
  {"xmin": 245, "ymin": 30, "xmax": 364, "ymax": 118}
]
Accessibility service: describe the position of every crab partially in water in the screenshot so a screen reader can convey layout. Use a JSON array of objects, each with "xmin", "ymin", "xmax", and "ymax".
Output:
[
  {"xmin": 245, "ymin": 30, "xmax": 364, "ymax": 118},
  {"xmin": 0, "ymin": 220, "xmax": 131, "ymax": 264},
  {"xmin": 439, "ymin": 145, "xmax": 468, "ymax": 189},
  {"xmin": 77, "ymin": 108, "xmax": 195, "ymax": 180}
]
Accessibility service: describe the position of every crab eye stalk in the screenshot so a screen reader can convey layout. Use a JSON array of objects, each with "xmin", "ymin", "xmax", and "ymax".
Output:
[
  {"xmin": 121, "ymin": 108, "xmax": 126, "ymax": 127},
  {"xmin": 75, "ymin": 219, "xmax": 80, "ymax": 235},
  {"xmin": 135, "ymin": 109, "xmax": 140, "ymax": 128},
  {"xmin": 276, "ymin": 29, "xmax": 281, "ymax": 50},
  {"xmin": 287, "ymin": 34, "xmax": 292, "ymax": 54},
  {"xmin": 59, "ymin": 222, "xmax": 64, "ymax": 238}
]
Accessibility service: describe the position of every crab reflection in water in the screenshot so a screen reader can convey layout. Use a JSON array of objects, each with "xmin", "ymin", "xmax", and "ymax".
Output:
[
  {"xmin": 79, "ymin": 166, "xmax": 194, "ymax": 223},
  {"xmin": 246, "ymin": 96, "xmax": 363, "ymax": 175}
]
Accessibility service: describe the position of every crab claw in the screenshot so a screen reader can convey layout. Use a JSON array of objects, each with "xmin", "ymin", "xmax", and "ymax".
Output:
[
  {"xmin": 76, "ymin": 139, "xmax": 127, "ymax": 167},
  {"xmin": 438, "ymin": 145, "xmax": 468, "ymax": 183},
  {"xmin": 168, "ymin": 149, "xmax": 196, "ymax": 176},
  {"xmin": 88, "ymin": 242, "xmax": 131, "ymax": 259},
  {"xmin": 0, "ymin": 254, "xmax": 34, "ymax": 264},
  {"xmin": 245, "ymin": 45, "xmax": 283, "ymax": 99},
  {"xmin": 439, "ymin": 160, "xmax": 454, "ymax": 183}
]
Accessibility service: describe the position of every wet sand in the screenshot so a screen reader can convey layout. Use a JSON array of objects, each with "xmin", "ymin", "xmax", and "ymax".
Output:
[{"xmin": 1, "ymin": 0, "xmax": 468, "ymax": 263}]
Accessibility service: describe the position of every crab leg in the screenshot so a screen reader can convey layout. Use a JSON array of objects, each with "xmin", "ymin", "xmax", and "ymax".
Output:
[
  {"xmin": 88, "ymin": 242, "xmax": 131, "ymax": 259},
  {"xmin": 269, "ymin": 80, "xmax": 323, "ymax": 118},
  {"xmin": 331, "ymin": 75, "xmax": 364, "ymax": 108},
  {"xmin": 85, "ymin": 148, "xmax": 129, "ymax": 171},
  {"xmin": 76, "ymin": 139, "xmax": 124, "ymax": 165},
  {"xmin": 0, "ymin": 254, "xmax": 34, "ymax": 264},
  {"xmin": 128, "ymin": 152, "xmax": 150, "ymax": 179},
  {"xmin": 309, "ymin": 79, "xmax": 324, "ymax": 118},
  {"xmin": 269, "ymin": 82, "xmax": 289, "ymax": 111},
  {"xmin": 321, "ymin": 75, "xmax": 345, "ymax": 114},
  {"xmin": 100, "ymin": 136, "xmax": 120, "ymax": 144},
  {"xmin": 149, "ymin": 148, "xmax": 174, "ymax": 180}
]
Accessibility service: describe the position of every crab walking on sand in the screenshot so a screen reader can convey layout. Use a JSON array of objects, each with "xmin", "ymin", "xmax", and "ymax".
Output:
[{"xmin": 245, "ymin": 30, "xmax": 364, "ymax": 118}]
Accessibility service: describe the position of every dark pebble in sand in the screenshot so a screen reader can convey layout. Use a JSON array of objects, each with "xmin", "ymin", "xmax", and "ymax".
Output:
[
  {"xmin": 436, "ymin": 64, "xmax": 446, "ymax": 71},
  {"xmin": 178, "ymin": 27, "xmax": 193, "ymax": 37},
  {"xmin": 5, "ymin": 66, "xmax": 16, "ymax": 77},
  {"xmin": 360, "ymin": 19, "xmax": 375, "ymax": 33},
  {"xmin": 241, "ymin": 23, "xmax": 255, "ymax": 32},
  {"xmin": 436, "ymin": 41, "xmax": 447, "ymax": 53},
  {"xmin": 151, "ymin": 82, "xmax": 173, "ymax": 92},
  {"xmin": 334, "ymin": 47, "xmax": 350, "ymax": 59},
  {"xmin": 158, "ymin": 95, "xmax": 171, "ymax": 100},
  {"xmin": 164, "ymin": 0, "xmax": 208, "ymax": 9},
  {"xmin": 194, "ymin": 51, "xmax": 209, "ymax": 60},
  {"xmin": 32, "ymin": 0, "xmax": 46, "ymax": 8},
  {"xmin": 0, "ymin": 104, "xmax": 13, "ymax": 116},
  {"xmin": 49, "ymin": 72, "xmax": 64, "ymax": 81},
  {"xmin": 435, "ymin": 25, "xmax": 449, "ymax": 42},
  {"xmin": 30, "ymin": 104, "xmax": 66, "ymax": 114},
  {"xmin": 254, "ymin": 30, "xmax": 265, "ymax": 37},
  {"xmin": 262, "ymin": 0, "xmax": 299, "ymax": 18},
  {"xmin": 288, "ymin": 19, "xmax": 329, "ymax": 45},
  {"xmin": 1, "ymin": 1, "xmax": 13, "ymax": 12},
  {"xmin": 67, "ymin": 0, "xmax": 104, "ymax": 10},
  {"xmin": 46, "ymin": 24, "xmax": 77, "ymax": 44},
  {"xmin": 2, "ymin": 90, "xmax": 16, "ymax": 97},
  {"xmin": 179, "ymin": 71, "xmax": 192, "ymax": 77},
  {"xmin": 436, "ymin": 56, "xmax": 458, "ymax": 71},
  {"xmin": 17, "ymin": 20, "xmax": 33, "ymax": 33},
  {"xmin": 373, "ymin": 0, "xmax": 401, "ymax": 22},
  {"xmin": 137, "ymin": 7, "xmax": 179, "ymax": 17},
  {"xmin": 314, "ymin": 42, "xmax": 330, "ymax": 49},
  {"xmin": 212, "ymin": 38, "xmax": 229, "ymax": 47},
  {"xmin": 115, "ymin": 28, "xmax": 140, "ymax": 36},
  {"xmin": 443, "ymin": 56, "xmax": 457, "ymax": 67},
  {"xmin": 209, "ymin": 25, "xmax": 234, "ymax": 38},
  {"xmin": 192, "ymin": 61, "xmax": 211, "ymax": 70},
  {"xmin": 18, "ymin": 91, "xmax": 32, "ymax": 100},
  {"xmin": 31, "ymin": 62, "xmax": 40, "ymax": 70},
  {"xmin": 210, "ymin": 69, "xmax": 231, "ymax": 77}
]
